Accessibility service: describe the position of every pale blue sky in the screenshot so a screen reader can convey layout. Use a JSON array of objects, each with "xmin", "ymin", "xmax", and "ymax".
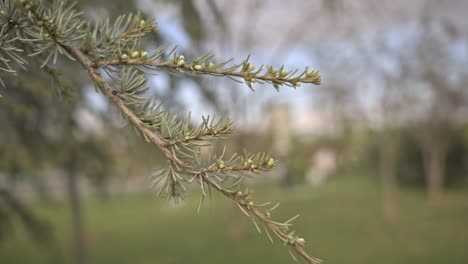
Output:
[{"xmin": 86, "ymin": 0, "xmax": 468, "ymax": 131}]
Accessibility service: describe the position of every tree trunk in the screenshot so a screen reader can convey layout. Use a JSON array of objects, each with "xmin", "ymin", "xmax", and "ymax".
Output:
[
  {"xmin": 95, "ymin": 178, "xmax": 111, "ymax": 201},
  {"xmin": 423, "ymin": 143, "xmax": 447, "ymax": 205},
  {"xmin": 65, "ymin": 170, "xmax": 87, "ymax": 264},
  {"xmin": 379, "ymin": 134, "xmax": 398, "ymax": 223},
  {"xmin": 35, "ymin": 173, "xmax": 55, "ymax": 205},
  {"xmin": 270, "ymin": 105, "xmax": 292, "ymax": 187},
  {"xmin": 6, "ymin": 166, "xmax": 20, "ymax": 193}
]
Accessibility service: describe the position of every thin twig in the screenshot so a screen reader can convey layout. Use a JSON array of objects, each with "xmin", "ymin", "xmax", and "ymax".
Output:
[{"xmin": 97, "ymin": 59, "xmax": 321, "ymax": 86}]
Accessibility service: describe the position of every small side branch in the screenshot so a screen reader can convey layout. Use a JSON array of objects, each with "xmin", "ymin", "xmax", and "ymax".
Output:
[
  {"xmin": 202, "ymin": 176, "xmax": 321, "ymax": 264},
  {"xmin": 96, "ymin": 57, "xmax": 321, "ymax": 91}
]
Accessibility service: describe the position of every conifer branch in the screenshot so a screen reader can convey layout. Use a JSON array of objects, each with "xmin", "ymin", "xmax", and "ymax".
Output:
[
  {"xmin": 96, "ymin": 57, "xmax": 322, "ymax": 91},
  {"xmin": 202, "ymin": 177, "xmax": 321, "ymax": 264},
  {"xmin": 0, "ymin": 1, "xmax": 27, "ymax": 79},
  {"xmin": 87, "ymin": 13, "xmax": 157, "ymax": 59},
  {"xmin": 69, "ymin": 44, "xmax": 322, "ymax": 264},
  {"xmin": 11, "ymin": 1, "xmax": 323, "ymax": 262},
  {"xmin": 165, "ymin": 117, "xmax": 233, "ymax": 147}
]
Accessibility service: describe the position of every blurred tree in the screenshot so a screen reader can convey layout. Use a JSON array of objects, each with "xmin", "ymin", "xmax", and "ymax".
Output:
[
  {"xmin": 0, "ymin": 59, "xmax": 127, "ymax": 264},
  {"xmin": 309, "ymin": 0, "xmax": 468, "ymax": 206},
  {"xmin": 407, "ymin": 16, "xmax": 468, "ymax": 204},
  {"xmin": 375, "ymin": 86, "xmax": 397, "ymax": 223}
]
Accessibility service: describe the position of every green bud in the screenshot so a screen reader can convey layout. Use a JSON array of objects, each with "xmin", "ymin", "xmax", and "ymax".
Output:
[
  {"xmin": 141, "ymin": 51, "xmax": 148, "ymax": 57},
  {"xmin": 218, "ymin": 160, "xmax": 225, "ymax": 169},
  {"xmin": 121, "ymin": 54, "xmax": 128, "ymax": 60},
  {"xmin": 177, "ymin": 59, "xmax": 185, "ymax": 66},
  {"xmin": 267, "ymin": 158, "xmax": 275, "ymax": 167},
  {"xmin": 140, "ymin": 20, "xmax": 145, "ymax": 27},
  {"xmin": 248, "ymin": 64, "xmax": 255, "ymax": 71},
  {"xmin": 194, "ymin": 64, "xmax": 203, "ymax": 70},
  {"xmin": 208, "ymin": 62, "xmax": 215, "ymax": 68},
  {"xmin": 131, "ymin": 51, "xmax": 140, "ymax": 59},
  {"xmin": 307, "ymin": 69, "xmax": 318, "ymax": 76}
]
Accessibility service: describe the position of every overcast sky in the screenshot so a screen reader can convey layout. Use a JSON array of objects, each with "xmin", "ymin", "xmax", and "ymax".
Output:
[{"xmin": 86, "ymin": 0, "xmax": 468, "ymax": 133}]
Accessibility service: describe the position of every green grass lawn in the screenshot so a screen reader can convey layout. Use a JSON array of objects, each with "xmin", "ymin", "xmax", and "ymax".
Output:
[{"xmin": 1, "ymin": 173, "xmax": 468, "ymax": 264}]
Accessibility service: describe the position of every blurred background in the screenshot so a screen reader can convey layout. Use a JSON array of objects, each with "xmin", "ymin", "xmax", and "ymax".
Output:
[{"xmin": 1, "ymin": 0, "xmax": 468, "ymax": 263}]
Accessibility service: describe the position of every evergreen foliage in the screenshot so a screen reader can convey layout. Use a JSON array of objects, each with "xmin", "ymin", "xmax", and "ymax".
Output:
[{"xmin": 0, "ymin": 0, "xmax": 322, "ymax": 262}]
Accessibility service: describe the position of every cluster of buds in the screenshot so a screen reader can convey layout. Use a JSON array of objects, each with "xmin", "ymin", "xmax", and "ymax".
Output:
[
  {"xmin": 305, "ymin": 68, "xmax": 321, "ymax": 84},
  {"xmin": 241, "ymin": 157, "xmax": 275, "ymax": 170},
  {"xmin": 279, "ymin": 70, "xmax": 289, "ymax": 77},
  {"xmin": 175, "ymin": 55, "xmax": 185, "ymax": 66},
  {"xmin": 138, "ymin": 19, "xmax": 157, "ymax": 31},
  {"xmin": 266, "ymin": 157, "xmax": 275, "ymax": 168},
  {"xmin": 246, "ymin": 63, "xmax": 255, "ymax": 72},
  {"xmin": 218, "ymin": 160, "xmax": 225, "ymax": 170},
  {"xmin": 20, "ymin": 0, "xmax": 55, "ymax": 39},
  {"xmin": 235, "ymin": 190, "xmax": 254, "ymax": 208},
  {"xmin": 243, "ymin": 158, "xmax": 257, "ymax": 170},
  {"xmin": 286, "ymin": 230, "xmax": 306, "ymax": 246},
  {"xmin": 243, "ymin": 62, "xmax": 257, "ymax": 83},
  {"xmin": 307, "ymin": 68, "xmax": 319, "ymax": 77},
  {"xmin": 205, "ymin": 61, "xmax": 215, "ymax": 68},
  {"xmin": 208, "ymin": 126, "xmax": 218, "ymax": 136},
  {"xmin": 19, "ymin": 0, "xmax": 32, "ymax": 10},
  {"xmin": 271, "ymin": 68, "xmax": 290, "ymax": 79},
  {"xmin": 120, "ymin": 50, "xmax": 148, "ymax": 61}
]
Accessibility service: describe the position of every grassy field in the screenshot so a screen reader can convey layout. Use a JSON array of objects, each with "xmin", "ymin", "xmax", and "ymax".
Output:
[{"xmin": 1, "ymin": 173, "xmax": 468, "ymax": 264}]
